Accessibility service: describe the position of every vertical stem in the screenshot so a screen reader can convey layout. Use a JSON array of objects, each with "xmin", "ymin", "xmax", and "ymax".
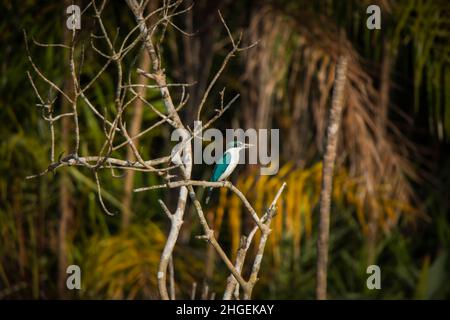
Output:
[
  {"xmin": 223, "ymin": 235, "xmax": 248, "ymax": 300},
  {"xmin": 121, "ymin": 51, "xmax": 151, "ymax": 229},
  {"xmin": 168, "ymin": 255, "xmax": 176, "ymax": 300},
  {"xmin": 58, "ymin": 8, "xmax": 74, "ymax": 298},
  {"xmin": 316, "ymin": 56, "xmax": 348, "ymax": 300},
  {"xmin": 126, "ymin": 0, "xmax": 193, "ymax": 300}
]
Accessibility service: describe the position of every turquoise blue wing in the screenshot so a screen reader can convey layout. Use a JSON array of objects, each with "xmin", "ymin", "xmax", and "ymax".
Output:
[{"xmin": 211, "ymin": 152, "xmax": 231, "ymax": 182}]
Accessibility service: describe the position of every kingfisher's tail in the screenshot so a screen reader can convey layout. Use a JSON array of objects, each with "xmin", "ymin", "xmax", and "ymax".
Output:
[{"xmin": 205, "ymin": 187, "xmax": 213, "ymax": 204}]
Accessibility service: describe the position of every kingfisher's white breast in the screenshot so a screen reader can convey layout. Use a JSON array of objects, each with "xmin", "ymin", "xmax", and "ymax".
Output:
[{"xmin": 218, "ymin": 148, "xmax": 241, "ymax": 181}]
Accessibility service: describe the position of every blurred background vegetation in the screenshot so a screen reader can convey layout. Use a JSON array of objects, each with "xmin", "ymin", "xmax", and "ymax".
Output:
[{"xmin": 1, "ymin": 0, "xmax": 449, "ymax": 299}]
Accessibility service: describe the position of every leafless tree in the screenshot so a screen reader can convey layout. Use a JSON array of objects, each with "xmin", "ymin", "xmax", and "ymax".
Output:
[
  {"xmin": 26, "ymin": 0, "xmax": 286, "ymax": 300},
  {"xmin": 316, "ymin": 56, "xmax": 348, "ymax": 300}
]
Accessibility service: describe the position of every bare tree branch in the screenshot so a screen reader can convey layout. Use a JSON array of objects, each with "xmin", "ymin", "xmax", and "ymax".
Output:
[{"xmin": 26, "ymin": 1, "xmax": 282, "ymax": 301}]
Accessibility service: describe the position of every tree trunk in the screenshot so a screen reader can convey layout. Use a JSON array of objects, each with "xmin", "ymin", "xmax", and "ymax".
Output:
[
  {"xmin": 121, "ymin": 51, "xmax": 151, "ymax": 229},
  {"xmin": 316, "ymin": 56, "xmax": 348, "ymax": 300},
  {"xmin": 57, "ymin": 18, "xmax": 74, "ymax": 299}
]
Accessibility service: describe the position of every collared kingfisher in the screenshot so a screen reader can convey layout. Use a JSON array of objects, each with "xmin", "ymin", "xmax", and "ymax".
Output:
[{"xmin": 205, "ymin": 141, "xmax": 253, "ymax": 204}]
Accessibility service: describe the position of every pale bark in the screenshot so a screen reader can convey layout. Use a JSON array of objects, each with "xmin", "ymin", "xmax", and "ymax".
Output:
[{"xmin": 316, "ymin": 56, "xmax": 348, "ymax": 300}]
